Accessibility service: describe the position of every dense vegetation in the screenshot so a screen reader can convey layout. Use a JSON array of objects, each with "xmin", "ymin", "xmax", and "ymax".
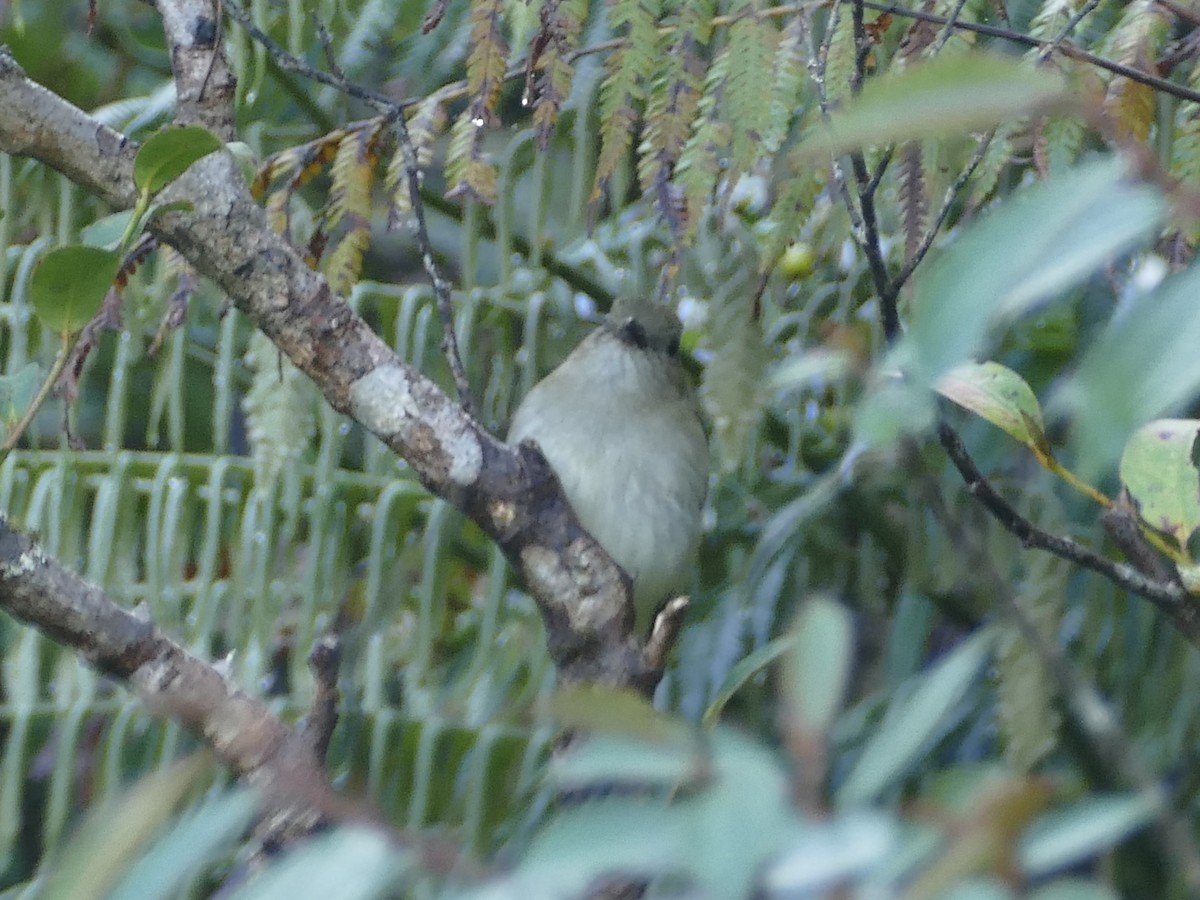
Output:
[{"xmin": 4, "ymin": 0, "xmax": 1200, "ymax": 896}]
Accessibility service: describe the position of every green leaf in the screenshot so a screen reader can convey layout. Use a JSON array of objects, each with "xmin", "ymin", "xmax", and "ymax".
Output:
[
  {"xmin": 852, "ymin": 374, "xmax": 935, "ymax": 451},
  {"xmin": 1058, "ymin": 262, "xmax": 1200, "ymax": 479},
  {"xmin": 762, "ymin": 812, "xmax": 896, "ymax": 895},
  {"xmin": 143, "ymin": 199, "xmax": 196, "ymax": 225},
  {"xmin": 108, "ymin": 789, "xmax": 259, "ymax": 900},
  {"xmin": 79, "ymin": 211, "xmax": 136, "ymax": 249},
  {"xmin": 227, "ymin": 826, "xmax": 410, "ymax": 900},
  {"xmin": 39, "ymin": 755, "xmax": 214, "ymax": 900},
  {"xmin": 909, "ymin": 156, "xmax": 1166, "ymax": 384},
  {"xmin": 29, "ymin": 245, "xmax": 120, "ymax": 335},
  {"xmin": 461, "ymin": 800, "xmax": 681, "ymax": 899},
  {"xmin": 547, "ymin": 684, "xmax": 689, "ymax": 744},
  {"xmin": 1118, "ymin": 419, "xmax": 1200, "ymax": 551},
  {"xmin": 703, "ymin": 633, "xmax": 797, "ymax": 728},
  {"xmin": 798, "ymin": 53, "xmax": 1069, "ymax": 160},
  {"xmin": 837, "ymin": 628, "xmax": 995, "ymax": 807},
  {"xmin": 936, "ymin": 362, "xmax": 1051, "ymax": 458},
  {"xmin": 133, "ymin": 124, "xmax": 223, "ymax": 197},
  {"xmin": 678, "ymin": 730, "xmax": 803, "ymax": 898},
  {"xmin": 1028, "ymin": 880, "xmax": 1121, "ymax": 900},
  {"xmin": 1019, "ymin": 792, "xmax": 1159, "ymax": 878},
  {"xmin": 0, "ymin": 362, "xmax": 42, "ymax": 429},
  {"xmin": 549, "ymin": 733, "xmax": 698, "ymax": 791},
  {"xmin": 782, "ymin": 594, "xmax": 855, "ymax": 736}
]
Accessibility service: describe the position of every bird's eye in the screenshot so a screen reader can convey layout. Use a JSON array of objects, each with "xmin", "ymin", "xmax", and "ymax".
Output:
[{"xmin": 621, "ymin": 319, "xmax": 649, "ymax": 348}]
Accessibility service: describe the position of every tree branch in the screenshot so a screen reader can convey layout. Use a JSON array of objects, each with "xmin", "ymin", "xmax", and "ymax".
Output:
[
  {"xmin": 220, "ymin": 0, "xmax": 477, "ymax": 418},
  {"xmin": 0, "ymin": 47, "xmax": 650, "ymax": 682},
  {"xmin": 936, "ymin": 420, "xmax": 1200, "ymax": 646}
]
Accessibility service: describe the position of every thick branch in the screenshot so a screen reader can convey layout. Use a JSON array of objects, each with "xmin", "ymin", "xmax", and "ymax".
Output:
[
  {"xmin": 0, "ymin": 515, "xmax": 363, "ymax": 828},
  {"xmin": 0, "ymin": 47, "xmax": 647, "ymax": 687}
]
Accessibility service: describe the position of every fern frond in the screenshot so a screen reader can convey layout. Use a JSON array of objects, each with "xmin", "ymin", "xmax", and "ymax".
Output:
[
  {"xmin": 721, "ymin": 4, "xmax": 778, "ymax": 177},
  {"xmin": 591, "ymin": 0, "xmax": 662, "ymax": 205},
  {"xmin": 529, "ymin": 0, "xmax": 587, "ymax": 149},
  {"xmin": 328, "ymin": 127, "xmax": 378, "ymax": 234},
  {"xmin": 1102, "ymin": 0, "xmax": 1169, "ymax": 142},
  {"xmin": 899, "ymin": 142, "xmax": 928, "ymax": 266},
  {"xmin": 1032, "ymin": 114, "xmax": 1085, "ymax": 177},
  {"xmin": 1026, "ymin": 0, "xmax": 1075, "ymax": 40},
  {"xmin": 676, "ymin": 105, "xmax": 728, "ymax": 233},
  {"xmin": 996, "ymin": 552, "xmax": 1064, "ymax": 771},
  {"xmin": 324, "ymin": 223, "xmax": 371, "ymax": 297},
  {"xmin": 242, "ymin": 330, "xmax": 317, "ymax": 489},
  {"xmin": 445, "ymin": 109, "xmax": 499, "ymax": 204},
  {"xmin": 636, "ymin": 22, "xmax": 703, "ymax": 187},
  {"xmin": 387, "ymin": 94, "xmax": 449, "ymax": 219},
  {"xmin": 759, "ymin": 148, "xmax": 822, "ymax": 271},
  {"xmin": 762, "ymin": 11, "xmax": 808, "ymax": 154},
  {"xmin": 965, "ymin": 124, "xmax": 1013, "ymax": 211},
  {"xmin": 821, "ymin": 6, "xmax": 856, "ymax": 111},
  {"xmin": 702, "ymin": 287, "xmax": 767, "ymax": 472},
  {"xmin": 465, "ymin": 0, "xmax": 510, "ymax": 128}
]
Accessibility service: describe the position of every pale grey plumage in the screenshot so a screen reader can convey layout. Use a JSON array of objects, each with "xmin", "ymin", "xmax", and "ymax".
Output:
[{"xmin": 508, "ymin": 298, "xmax": 709, "ymax": 633}]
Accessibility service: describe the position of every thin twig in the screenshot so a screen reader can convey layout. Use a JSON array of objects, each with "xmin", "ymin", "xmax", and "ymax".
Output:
[
  {"xmin": 0, "ymin": 337, "xmax": 73, "ymax": 456},
  {"xmin": 914, "ymin": 459, "xmax": 1200, "ymax": 893},
  {"xmin": 222, "ymin": 0, "xmax": 477, "ymax": 415},
  {"xmin": 396, "ymin": 1, "xmax": 1200, "ymax": 113},
  {"xmin": 810, "ymin": 3, "xmax": 865, "ymax": 239},
  {"xmin": 930, "ymin": 0, "xmax": 969, "ymax": 54},
  {"xmin": 848, "ymin": 0, "xmax": 898, "ymax": 341},
  {"xmin": 935, "ymin": 420, "xmax": 1200, "ymax": 643},
  {"xmin": 1039, "ymin": 0, "xmax": 1103, "ymax": 61},
  {"xmin": 314, "ymin": 14, "xmax": 345, "ymax": 81},
  {"xmin": 852, "ymin": 0, "xmax": 1200, "ymax": 104}
]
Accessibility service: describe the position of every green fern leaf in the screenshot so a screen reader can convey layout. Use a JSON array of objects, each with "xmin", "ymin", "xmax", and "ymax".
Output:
[
  {"xmin": 1033, "ymin": 114, "xmax": 1085, "ymax": 177},
  {"xmin": 465, "ymin": 0, "xmax": 510, "ymax": 128},
  {"xmin": 592, "ymin": 0, "xmax": 662, "ymax": 205},
  {"xmin": 721, "ymin": 5, "xmax": 778, "ymax": 177},
  {"xmin": 388, "ymin": 94, "xmax": 449, "ymax": 218},
  {"xmin": 530, "ymin": 0, "xmax": 587, "ymax": 149},
  {"xmin": 822, "ymin": 6, "xmax": 856, "ymax": 111},
  {"xmin": 445, "ymin": 108, "xmax": 499, "ymax": 205},
  {"xmin": 702, "ymin": 285, "xmax": 767, "ymax": 472},
  {"xmin": 242, "ymin": 330, "xmax": 317, "ymax": 489},
  {"xmin": 996, "ymin": 552, "xmax": 1064, "ymax": 771},
  {"xmin": 762, "ymin": 11, "xmax": 807, "ymax": 153}
]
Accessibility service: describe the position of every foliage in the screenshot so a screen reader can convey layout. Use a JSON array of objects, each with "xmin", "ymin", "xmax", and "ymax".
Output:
[{"xmin": 5, "ymin": 0, "xmax": 1200, "ymax": 897}]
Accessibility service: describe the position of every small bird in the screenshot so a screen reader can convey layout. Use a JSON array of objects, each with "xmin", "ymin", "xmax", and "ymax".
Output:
[{"xmin": 508, "ymin": 297, "xmax": 709, "ymax": 635}]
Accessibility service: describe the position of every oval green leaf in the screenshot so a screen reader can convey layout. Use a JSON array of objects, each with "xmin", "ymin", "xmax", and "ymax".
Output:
[
  {"xmin": 1118, "ymin": 419, "xmax": 1200, "ymax": 551},
  {"xmin": 1019, "ymin": 792, "xmax": 1160, "ymax": 878},
  {"xmin": 79, "ymin": 211, "xmax": 136, "ymax": 249},
  {"xmin": 783, "ymin": 594, "xmax": 855, "ymax": 736},
  {"xmin": 133, "ymin": 124, "xmax": 223, "ymax": 197},
  {"xmin": 937, "ymin": 362, "xmax": 1050, "ymax": 459},
  {"xmin": 798, "ymin": 54, "xmax": 1069, "ymax": 160},
  {"xmin": 30, "ymin": 245, "xmax": 120, "ymax": 335},
  {"xmin": 837, "ymin": 628, "xmax": 995, "ymax": 807}
]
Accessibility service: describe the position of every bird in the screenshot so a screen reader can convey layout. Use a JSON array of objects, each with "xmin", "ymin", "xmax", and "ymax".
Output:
[{"xmin": 507, "ymin": 297, "xmax": 709, "ymax": 635}]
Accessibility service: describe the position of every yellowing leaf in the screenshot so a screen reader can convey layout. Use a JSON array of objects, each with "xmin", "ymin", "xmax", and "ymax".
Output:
[
  {"xmin": 1119, "ymin": 419, "xmax": 1200, "ymax": 552},
  {"xmin": 936, "ymin": 362, "xmax": 1050, "ymax": 460}
]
